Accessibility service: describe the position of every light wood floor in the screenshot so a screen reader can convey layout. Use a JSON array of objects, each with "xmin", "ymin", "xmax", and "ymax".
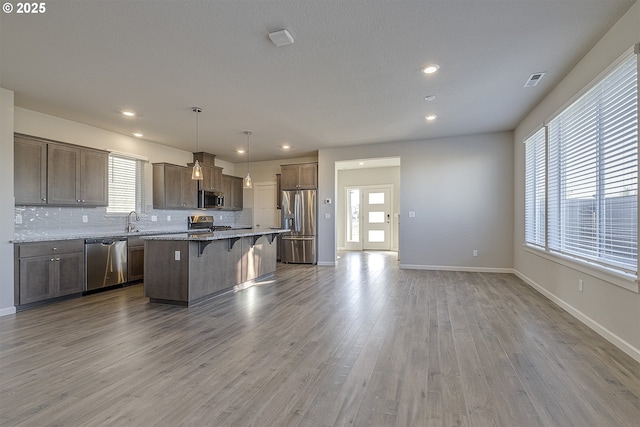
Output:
[{"xmin": 1, "ymin": 251, "xmax": 638, "ymax": 426}]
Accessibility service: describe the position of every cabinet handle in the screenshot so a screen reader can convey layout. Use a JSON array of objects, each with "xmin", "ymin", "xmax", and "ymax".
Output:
[
  {"xmin": 42, "ymin": 198, "xmax": 47, "ymax": 201},
  {"xmin": 77, "ymin": 199, "xmax": 81, "ymax": 203},
  {"xmin": 50, "ymin": 258, "xmax": 55, "ymax": 262},
  {"xmin": 56, "ymin": 258, "xmax": 60, "ymax": 261},
  {"xmin": 52, "ymin": 247, "xmax": 57, "ymax": 251}
]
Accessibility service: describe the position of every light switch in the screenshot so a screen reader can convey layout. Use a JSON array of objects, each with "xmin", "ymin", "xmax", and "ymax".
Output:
[
  {"xmin": 325, "ymin": 213, "xmax": 331, "ymax": 219},
  {"xmin": 408, "ymin": 211, "xmax": 416, "ymax": 218},
  {"xmin": 151, "ymin": 215, "xmax": 157, "ymax": 222},
  {"xmin": 82, "ymin": 215, "xmax": 88, "ymax": 223},
  {"xmin": 174, "ymin": 251, "xmax": 180, "ymax": 261}
]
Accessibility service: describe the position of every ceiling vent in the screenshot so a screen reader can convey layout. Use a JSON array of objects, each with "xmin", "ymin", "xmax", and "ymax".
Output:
[
  {"xmin": 524, "ymin": 72, "xmax": 546, "ymax": 88},
  {"xmin": 268, "ymin": 29, "xmax": 294, "ymax": 47}
]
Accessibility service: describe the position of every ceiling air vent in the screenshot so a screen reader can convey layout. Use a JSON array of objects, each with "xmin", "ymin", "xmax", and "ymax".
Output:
[{"xmin": 524, "ymin": 72, "xmax": 546, "ymax": 88}]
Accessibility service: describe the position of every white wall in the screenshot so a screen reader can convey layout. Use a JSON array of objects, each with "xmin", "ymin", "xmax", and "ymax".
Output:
[
  {"xmin": 514, "ymin": 1, "xmax": 640, "ymax": 361},
  {"xmin": 319, "ymin": 131, "xmax": 514, "ymax": 270},
  {"xmin": 0, "ymin": 88, "xmax": 15, "ymax": 315},
  {"xmin": 337, "ymin": 167, "xmax": 400, "ymax": 250}
]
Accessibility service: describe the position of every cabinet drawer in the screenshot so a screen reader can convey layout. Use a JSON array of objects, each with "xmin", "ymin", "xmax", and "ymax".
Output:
[{"xmin": 18, "ymin": 240, "xmax": 84, "ymax": 258}]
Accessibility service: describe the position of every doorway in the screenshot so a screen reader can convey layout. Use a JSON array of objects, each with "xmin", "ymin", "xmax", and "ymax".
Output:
[
  {"xmin": 344, "ymin": 185, "xmax": 393, "ymax": 251},
  {"xmin": 253, "ymin": 182, "xmax": 280, "ymax": 228}
]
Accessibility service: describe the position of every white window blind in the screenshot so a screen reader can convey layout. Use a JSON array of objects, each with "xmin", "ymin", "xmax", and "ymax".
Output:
[
  {"xmin": 525, "ymin": 127, "xmax": 546, "ymax": 247},
  {"xmin": 547, "ymin": 52, "xmax": 637, "ymax": 273},
  {"xmin": 107, "ymin": 154, "xmax": 146, "ymax": 213}
]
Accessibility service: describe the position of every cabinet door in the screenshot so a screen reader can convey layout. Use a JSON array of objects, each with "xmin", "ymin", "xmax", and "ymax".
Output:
[
  {"xmin": 297, "ymin": 163, "xmax": 318, "ymax": 189},
  {"xmin": 164, "ymin": 164, "xmax": 184, "ymax": 208},
  {"xmin": 14, "ymin": 137, "xmax": 47, "ymax": 205},
  {"xmin": 220, "ymin": 175, "xmax": 232, "ymax": 210},
  {"xmin": 280, "ymin": 165, "xmax": 300, "ymax": 190},
  {"xmin": 231, "ymin": 176, "xmax": 243, "ymax": 210},
  {"xmin": 200, "ymin": 165, "xmax": 223, "ymax": 192},
  {"xmin": 19, "ymin": 255, "xmax": 56, "ymax": 304},
  {"xmin": 56, "ymin": 252, "xmax": 85, "ymax": 296},
  {"xmin": 80, "ymin": 149, "xmax": 109, "ymax": 206},
  {"xmin": 181, "ymin": 168, "xmax": 198, "ymax": 208},
  {"xmin": 128, "ymin": 246, "xmax": 145, "ymax": 281},
  {"xmin": 48, "ymin": 143, "xmax": 81, "ymax": 205}
]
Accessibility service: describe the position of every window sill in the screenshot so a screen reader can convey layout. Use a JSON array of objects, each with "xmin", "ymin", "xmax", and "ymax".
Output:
[{"xmin": 523, "ymin": 244, "xmax": 638, "ymax": 293}]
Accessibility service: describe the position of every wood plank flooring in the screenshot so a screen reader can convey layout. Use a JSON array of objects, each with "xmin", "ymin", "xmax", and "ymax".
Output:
[{"xmin": 0, "ymin": 251, "xmax": 638, "ymax": 426}]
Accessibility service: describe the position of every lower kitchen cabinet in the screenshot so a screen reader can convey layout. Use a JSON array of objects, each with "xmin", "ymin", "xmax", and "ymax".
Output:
[
  {"xmin": 15, "ymin": 240, "xmax": 84, "ymax": 306},
  {"xmin": 127, "ymin": 236, "xmax": 145, "ymax": 282}
]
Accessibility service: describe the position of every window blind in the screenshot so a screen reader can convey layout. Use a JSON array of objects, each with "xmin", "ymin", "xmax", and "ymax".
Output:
[
  {"xmin": 107, "ymin": 154, "xmax": 146, "ymax": 213},
  {"xmin": 525, "ymin": 127, "xmax": 546, "ymax": 247},
  {"xmin": 547, "ymin": 53, "xmax": 637, "ymax": 273}
]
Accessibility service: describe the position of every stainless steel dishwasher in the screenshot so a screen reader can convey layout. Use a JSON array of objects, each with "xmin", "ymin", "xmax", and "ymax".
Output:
[{"xmin": 85, "ymin": 238, "xmax": 128, "ymax": 291}]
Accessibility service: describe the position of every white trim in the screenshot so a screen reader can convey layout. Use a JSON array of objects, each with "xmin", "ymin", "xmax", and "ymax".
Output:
[
  {"xmin": 0, "ymin": 306, "xmax": 17, "ymax": 316},
  {"xmin": 399, "ymin": 264, "xmax": 514, "ymax": 274},
  {"xmin": 523, "ymin": 244, "xmax": 638, "ymax": 293},
  {"xmin": 106, "ymin": 150, "xmax": 149, "ymax": 162},
  {"xmin": 317, "ymin": 261, "xmax": 336, "ymax": 267},
  {"xmin": 514, "ymin": 269, "xmax": 640, "ymax": 363}
]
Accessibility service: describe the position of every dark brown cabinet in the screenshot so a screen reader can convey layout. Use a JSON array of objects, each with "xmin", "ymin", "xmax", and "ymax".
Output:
[
  {"xmin": 153, "ymin": 163, "xmax": 198, "ymax": 209},
  {"xmin": 200, "ymin": 165, "xmax": 223, "ymax": 192},
  {"xmin": 14, "ymin": 134, "xmax": 109, "ymax": 206},
  {"xmin": 280, "ymin": 163, "xmax": 318, "ymax": 190},
  {"xmin": 221, "ymin": 174, "xmax": 243, "ymax": 211},
  {"xmin": 127, "ymin": 236, "xmax": 145, "ymax": 282},
  {"xmin": 15, "ymin": 240, "xmax": 84, "ymax": 305}
]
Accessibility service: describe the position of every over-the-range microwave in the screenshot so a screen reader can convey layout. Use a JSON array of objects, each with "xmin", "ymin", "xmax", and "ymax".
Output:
[{"xmin": 198, "ymin": 190, "xmax": 224, "ymax": 209}]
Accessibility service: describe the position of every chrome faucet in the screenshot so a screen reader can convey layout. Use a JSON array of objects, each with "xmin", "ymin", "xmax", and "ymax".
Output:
[{"xmin": 126, "ymin": 211, "xmax": 140, "ymax": 232}]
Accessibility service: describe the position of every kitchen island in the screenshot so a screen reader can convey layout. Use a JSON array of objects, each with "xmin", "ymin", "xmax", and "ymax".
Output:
[{"xmin": 143, "ymin": 228, "xmax": 287, "ymax": 306}]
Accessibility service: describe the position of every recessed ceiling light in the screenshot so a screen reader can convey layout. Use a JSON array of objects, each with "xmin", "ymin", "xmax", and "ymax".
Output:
[
  {"xmin": 358, "ymin": 162, "xmax": 364, "ymax": 166},
  {"xmin": 424, "ymin": 95, "xmax": 437, "ymax": 101},
  {"xmin": 268, "ymin": 29, "xmax": 294, "ymax": 47},
  {"xmin": 122, "ymin": 110, "xmax": 136, "ymax": 117},
  {"xmin": 133, "ymin": 133, "xmax": 143, "ymax": 138},
  {"xmin": 282, "ymin": 145, "xmax": 290, "ymax": 150},
  {"xmin": 237, "ymin": 149, "xmax": 245, "ymax": 154},
  {"xmin": 421, "ymin": 64, "xmax": 440, "ymax": 74},
  {"xmin": 425, "ymin": 115, "xmax": 437, "ymax": 121}
]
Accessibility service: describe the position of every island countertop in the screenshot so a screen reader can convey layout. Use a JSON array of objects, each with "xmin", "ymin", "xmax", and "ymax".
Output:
[{"xmin": 141, "ymin": 227, "xmax": 288, "ymax": 241}]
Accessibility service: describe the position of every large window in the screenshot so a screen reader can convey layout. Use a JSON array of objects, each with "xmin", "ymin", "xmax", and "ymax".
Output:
[
  {"xmin": 525, "ymin": 48, "xmax": 638, "ymax": 276},
  {"xmin": 107, "ymin": 153, "xmax": 146, "ymax": 213}
]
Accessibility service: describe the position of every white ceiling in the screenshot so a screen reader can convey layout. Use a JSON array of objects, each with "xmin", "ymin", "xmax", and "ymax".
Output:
[{"xmin": 1, "ymin": 0, "xmax": 635, "ymax": 163}]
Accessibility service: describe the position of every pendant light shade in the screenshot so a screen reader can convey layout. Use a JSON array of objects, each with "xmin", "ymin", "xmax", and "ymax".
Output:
[
  {"xmin": 243, "ymin": 131, "xmax": 253, "ymax": 189},
  {"xmin": 191, "ymin": 107, "xmax": 203, "ymax": 180}
]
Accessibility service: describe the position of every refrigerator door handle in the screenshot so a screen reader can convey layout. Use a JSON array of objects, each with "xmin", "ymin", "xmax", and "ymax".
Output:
[{"xmin": 294, "ymin": 192, "xmax": 302, "ymax": 233}]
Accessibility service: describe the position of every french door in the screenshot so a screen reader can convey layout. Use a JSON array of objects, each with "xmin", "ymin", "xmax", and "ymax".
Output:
[{"xmin": 345, "ymin": 185, "xmax": 392, "ymax": 250}]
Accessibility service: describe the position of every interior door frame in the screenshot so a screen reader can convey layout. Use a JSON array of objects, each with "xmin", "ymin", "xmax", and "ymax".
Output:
[{"xmin": 343, "ymin": 184, "xmax": 394, "ymax": 251}]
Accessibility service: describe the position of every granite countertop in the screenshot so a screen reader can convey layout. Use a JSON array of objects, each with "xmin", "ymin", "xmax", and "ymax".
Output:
[{"xmin": 143, "ymin": 228, "xmax": 289, "ymax": 241}]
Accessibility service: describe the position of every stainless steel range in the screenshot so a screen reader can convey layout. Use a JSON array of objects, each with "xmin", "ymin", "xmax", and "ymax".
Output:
[{"xmin": 187, "ymin": 216, "xmax": 232, "ymax": 232}]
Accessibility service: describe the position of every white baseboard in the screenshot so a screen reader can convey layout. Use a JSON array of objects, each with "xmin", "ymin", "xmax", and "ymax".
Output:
[
  {"xmin": 514, "ymin": 270, "xmax": 640, "ymax": 363},
  {"xmin": 399, "ymin": 264, "xmax": 514, "ymax": 274},
  {"xmin": 317, "ymin": 261, "xmax": 336, "ymax": 267},
  {"xmin": 0, "ymin": 306, "xmax": 16, "ymax": 316}
]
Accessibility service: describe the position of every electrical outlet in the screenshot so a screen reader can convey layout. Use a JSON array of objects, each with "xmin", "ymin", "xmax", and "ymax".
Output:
[
  {"xmin": 82, "ymin": 215, "xmax": 88, "ymax": 223},
  {"xmin": 151, "ymin": 215, "xmax": 157, "ymax": 222},
  {"xmin": 473, "ymin": 249, "xmax": 478, "ymax": 257},
  {"xmin": 167, "ymin": 215, "xmax": 171, "ymax": 221},
  {"xmin": 578, "ymin": 279, "xmax": 583, "ymax": 292},
  {"xmin": 15, "ymin": 214, "xmax": 22, "ymax": 224}
]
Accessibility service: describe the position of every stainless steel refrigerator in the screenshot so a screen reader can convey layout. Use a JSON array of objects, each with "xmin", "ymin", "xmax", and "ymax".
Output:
[{"xmin": 281, "ymin": 189, "xmax": 317, "ymax": 264}]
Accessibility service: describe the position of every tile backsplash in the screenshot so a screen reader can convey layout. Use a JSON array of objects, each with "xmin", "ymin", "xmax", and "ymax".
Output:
[{"xmin": 14, "ymin": 205, "xmax": 252, "ymax": 241}]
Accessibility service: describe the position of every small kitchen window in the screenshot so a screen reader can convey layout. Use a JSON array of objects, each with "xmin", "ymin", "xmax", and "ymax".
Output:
[{"xmin": 107, "ymin": 153, "xmax": 147, "ymax": 214}]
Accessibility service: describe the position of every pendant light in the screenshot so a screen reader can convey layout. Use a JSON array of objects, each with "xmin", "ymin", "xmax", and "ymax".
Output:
[
  {"xmin": 191, "ymin": 107, "xmax": 203, "ymax": 180},
  {"xmin": 243, "ymin": 131, "xmax": 253, "ymax": 189}
]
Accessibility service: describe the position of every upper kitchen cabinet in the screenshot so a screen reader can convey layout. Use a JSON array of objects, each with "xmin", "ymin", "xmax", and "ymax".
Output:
[
  {"xmin": 200, "ymin": 165, "xmax": 223, "ymax": 192},
  {"xmin": 221, "ymin": 174, "xmax": 243, "ymax": 211},
  {"xmin": 153, "ymin": 163, "xmax": 198, "ymax": 209},
  {"xmin": 14, "ymin": 135, "xmax": 47, "ymax": 205},
  {"xmin": 14, "ymin": 134, "xmax": 109, "ymax": 207},
  {"xmin": 280, "ymin": 163, "xmax": 318, "ymax": 190}
]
